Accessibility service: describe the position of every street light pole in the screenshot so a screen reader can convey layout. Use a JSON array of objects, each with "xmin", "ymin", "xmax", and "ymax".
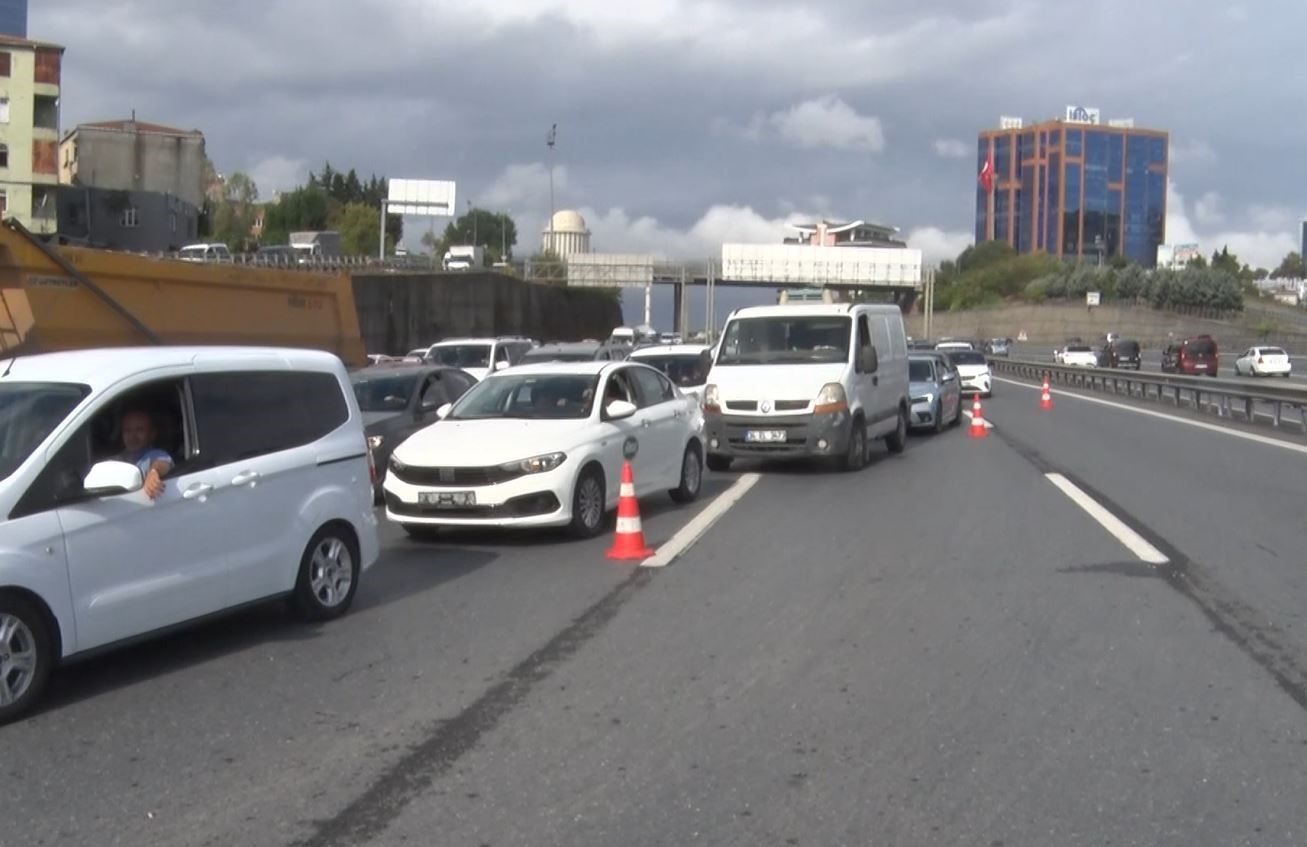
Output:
[{"xmin": 546, "ymin": 123, "xmax": 557, "ymax": 254}]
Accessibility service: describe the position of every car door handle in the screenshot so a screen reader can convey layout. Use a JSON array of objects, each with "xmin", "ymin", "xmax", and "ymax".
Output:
[
  {"xmin": 641, "ymin": 419, "xmax": 652, "ymax": 428},
  {"xmin": 182, "ymin": 483, "xmax": 214, "ymax": 501},
  {"xmin": 231, "ymin": 470, "xmax": 262, "ymax": 487}
]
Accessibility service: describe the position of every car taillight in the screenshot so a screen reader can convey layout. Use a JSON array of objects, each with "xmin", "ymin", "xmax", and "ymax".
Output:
[
  {"xmin": 1258, "ymin": 356, "xmax": 1264, "ymax": 364},
  {"xmin": 366, "ymin": 441, "xmax": 378, "ymax": 484}
]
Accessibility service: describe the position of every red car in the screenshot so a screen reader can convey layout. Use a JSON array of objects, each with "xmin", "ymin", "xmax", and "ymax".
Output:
[{"xmin": 1161, "ymin": 335, "xmax": 1218, "ymax": 376}]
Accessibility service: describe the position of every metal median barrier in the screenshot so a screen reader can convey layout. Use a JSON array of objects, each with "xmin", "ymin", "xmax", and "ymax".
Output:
[{"xmin": 992, "ymin": 358, "xmax": 1307, "ymax": 434}]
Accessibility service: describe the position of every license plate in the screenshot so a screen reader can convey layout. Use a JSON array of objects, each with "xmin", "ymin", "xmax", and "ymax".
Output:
[
  {"xmin": 745, "ymin": 429, "xmax": 787, "ymax": 443},
  {"xmin": 418, "ymin": 491, "xmax": 476, "ymax": 507}
]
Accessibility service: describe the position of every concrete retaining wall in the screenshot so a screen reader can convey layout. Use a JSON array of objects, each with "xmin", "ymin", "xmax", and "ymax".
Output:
[{"xmin": 351, "ymin": 271, "xmax": 623, "ymax": 356}]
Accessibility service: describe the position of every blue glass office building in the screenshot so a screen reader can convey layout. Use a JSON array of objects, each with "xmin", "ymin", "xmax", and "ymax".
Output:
[
  {"xmin": 0, "ymin": 0, "xmax": 26, "ymax": 37},
  {"xmin": 976, "ymin": 119, "xmax": 1168, "ymax": 267}
]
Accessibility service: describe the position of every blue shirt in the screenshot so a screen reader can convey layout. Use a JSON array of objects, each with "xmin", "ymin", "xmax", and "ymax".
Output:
[{"xmin": 124, "ymin": 447, "xmax": 172, "ymax": 477}]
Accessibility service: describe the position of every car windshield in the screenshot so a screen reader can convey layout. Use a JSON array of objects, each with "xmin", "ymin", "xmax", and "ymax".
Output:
[
  {"xmin": 1066, "ymin": 345, "xmax": 1092, "ymax": 353},
  {"xmin": 632, "ymin": 354, "xmax": 708, "ymax": 387},
  {"xmin": 948, "ymin": 351, "xmax": 987, "ymax": 366},
  {"xmin": 908, "ymin": 360, "xmax": 935, "ymax": 381},
  {"xmin": 1186, "ymin": 339, "xmax": 1217, "ymax": 356},
  {"xmin": 1115, "ymin": 341, "xmax": 1140, "ymax": 354},
  {"xmin": 717, "ymin": 316, "xmax": 851, "ymax": 365},
  {"xmin": 430, "ymin": 344, "xmax": 492, "ymax": 368},
  {"xmin": 0, "ymin": 381, "xmax": 90, "ymax": 481},
  {"xmin": 351, "ymin": 373, "xmax": 419, "ymax": 412},
  {"xmin": 1262, "ymin": 348, "xmax": 1287, "ymax": 357},
  {"xmin": 448, "ymin": 374, "xmax": 599, "ymax": 420}
]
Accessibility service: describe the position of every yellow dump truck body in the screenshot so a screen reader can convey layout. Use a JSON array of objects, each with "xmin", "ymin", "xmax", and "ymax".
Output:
[{"xmin": 0, "ymin": 223, "xmax": 366, "ymax": 367}]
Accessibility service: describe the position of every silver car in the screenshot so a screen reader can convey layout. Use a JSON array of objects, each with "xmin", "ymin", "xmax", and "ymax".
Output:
[{"xmin": 909, "ymin": 354, "xmax": 962, "ymax": 433}]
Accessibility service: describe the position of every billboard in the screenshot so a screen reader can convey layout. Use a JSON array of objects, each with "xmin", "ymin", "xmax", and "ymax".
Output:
[
  {"xmin": 1108, "ymin": 118, "xmax": 1135, "ymax": 128},
  {"xmin": 999, "ymin": 116, "xmax": 1024, "ymax": 130},
  {"xmin": 721, "ymin": 244, "xmax": 922, "ymax": 288},
  {"xmin": 1157, "ymin": 243, "xmax": 1201, "ymax": 269},
  {"xmin": 387, "ymin": 179, "xmax": 456, "ymax": 216},
  {"xmin": 566, "ymin": 253, "xmax": 655, "ymax": 287},
  {"xmin": 1065, "ymin": 105, "xmax": 1101, "ymax": 125}
]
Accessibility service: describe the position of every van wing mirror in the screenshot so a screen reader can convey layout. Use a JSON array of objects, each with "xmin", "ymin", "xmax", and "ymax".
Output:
[{"xmin": 83, "ymin": 460, "xmax": 144, "ymax": 496}]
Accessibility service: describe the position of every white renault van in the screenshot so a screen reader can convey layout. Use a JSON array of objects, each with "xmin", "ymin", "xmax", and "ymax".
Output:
[
  {"xmin": 0, "ymin": 347, "xmax": 380, "ymax": 723},
  {"xmin": 702, "ymin": 304, "xmax": 910, "ymax": 471}
]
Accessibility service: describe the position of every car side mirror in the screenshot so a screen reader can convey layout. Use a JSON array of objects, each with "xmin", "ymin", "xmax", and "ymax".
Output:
[
  {"xmin": 83, "ymin": 460, "xmax": 144, "ymax": 496},
  {"xmin": 605, "ymin": 399, "xmax": 637, "ymax": 421},
  {"xmin": 861, "ymin": 347, "xmax": 879, "ymax": 374},
  {"xmin": 435, "ymin": 403, "xmax": 453, "ymax": 420},
  {"xmin": 492, "ymin": 360, "xmax": 508, "ymax": 372}
]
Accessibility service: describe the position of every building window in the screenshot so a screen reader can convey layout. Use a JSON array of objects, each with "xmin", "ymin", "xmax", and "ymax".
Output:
[
  {"xmin": 0, "ymin": 52, "xmax": 10, "ymax": 78},
  {"xmin": 0, "ymin": 191, "xmax": 7, "ymax": 216},
  {"xmin": 0, "ymin": 97, "xmax": 8, "ymax": 125},
  {"xmin": 0, "ymin": 143, "xmax": 7, "ymax": 169},
  {"xmin": 121, "ymin": 206, "xmax": 140, "ymax": 228}
]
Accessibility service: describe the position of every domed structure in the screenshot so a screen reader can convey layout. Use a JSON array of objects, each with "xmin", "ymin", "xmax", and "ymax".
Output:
[{"xmin": 542, "ymin": 209, "xmax": 592, "ymax": 258}]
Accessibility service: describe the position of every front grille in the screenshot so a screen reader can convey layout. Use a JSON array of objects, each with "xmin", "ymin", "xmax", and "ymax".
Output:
[
  {"xmin": 775, "ymin": 400, "xmax": 808, "ymax": 412},
  {"xmin": 392, "ymin": 464, "xmax": 522, "ymax": 487},
  {"xmin": 725, "ymin": 400, "xmax": 808, "ymax": 412},
  {"xmin": 726, "ymin": 401, "xmax": 758, "ymax": 411}
]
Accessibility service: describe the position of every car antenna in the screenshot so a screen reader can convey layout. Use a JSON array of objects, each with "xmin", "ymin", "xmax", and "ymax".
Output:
[{"xmin": 1, "ymin": 353, "xmax": 16, "ymax": 378}]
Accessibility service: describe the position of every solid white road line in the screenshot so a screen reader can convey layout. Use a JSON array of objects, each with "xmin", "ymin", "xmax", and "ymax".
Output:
[
  {"xmin": 641, "ymin": 472, "xmax": 761, "ymax": 569},
  {"xmin": 1044, "ymin": 473, "xmax": 1170, "ymax": 565},
  {"xmin": 994, "ymin": 376, "xmax": 1307, "ymax": 457}
]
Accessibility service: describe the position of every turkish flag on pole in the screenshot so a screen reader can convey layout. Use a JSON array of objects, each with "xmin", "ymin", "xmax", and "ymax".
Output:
[{"xmin": 978, "ymin": 147, "xmax": 995, "ymax": 193}]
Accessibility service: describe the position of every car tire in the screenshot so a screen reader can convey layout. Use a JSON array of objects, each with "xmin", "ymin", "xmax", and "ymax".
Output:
[
  {"xmin": 840, "ymin": 418, "xmax": 867, "ymax": 472},
  {"xmin": 568, "ymin": 465, "xmax": 607, "ymax": 539},
  {"xmin": 291, "ymin": 524, "xmax": 361, "ymax": 623},
  {"xmin": 932, "ymin": 400, "xmax": 945, "ymax": 434},
  {"xmin": 706, "ymin": 454, "xmax": 733, "ymax": 473},
  {"xmin": 0, "ymin": 593, "xmax": 54, "ymax": 726},
  {"xmin": 402, "ymin": 524, "xmax": 442, "ymax": 542},
  {"xmin": 669, "ymin": 443, "xmax": 704, "ymax": 503},
  {"xmin": 885, "ymin": 407, "xmax": 908, "ymax": 455}
]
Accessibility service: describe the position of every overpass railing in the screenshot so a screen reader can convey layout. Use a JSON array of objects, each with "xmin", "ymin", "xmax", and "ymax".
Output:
[{"xmin": 992, "ymin": 358, "xmax": 1307, "ymax": 434}]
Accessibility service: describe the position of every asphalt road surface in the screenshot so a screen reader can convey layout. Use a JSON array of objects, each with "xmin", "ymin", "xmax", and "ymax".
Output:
[{"xmin": 5, "ymin": 389, "xmax": 1307, "ymax": 846}]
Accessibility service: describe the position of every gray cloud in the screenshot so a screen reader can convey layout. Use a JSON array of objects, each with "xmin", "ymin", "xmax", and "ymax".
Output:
[{"xmin": 31, "ymin": 0, "xmax": 1307, "ymax": 277}]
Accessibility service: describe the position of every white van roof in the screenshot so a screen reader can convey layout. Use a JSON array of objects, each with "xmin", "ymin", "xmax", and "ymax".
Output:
[
  {"xmin": 0, "ymin": 347, "xmax": 344, "ymax": 393},
  {"xmin": 728, "ymin": 303, "xmax": 902, "ymax": 319}
]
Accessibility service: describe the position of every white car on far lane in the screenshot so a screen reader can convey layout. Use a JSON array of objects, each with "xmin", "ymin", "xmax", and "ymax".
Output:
[
  {"xmin": 1060, "ymin": 345, "xmax": 1099, "ymax": 367},
  {"xmin": 1234, "ymin": 346, "xmax": 1292, "ymax": 377},
  {"xmin": 942, "ymin": 348, "xmax": 993, "ymax": 397},
  {"xmin": 382, "ymin": 361, "xmax": 705, "ymax": 539}
]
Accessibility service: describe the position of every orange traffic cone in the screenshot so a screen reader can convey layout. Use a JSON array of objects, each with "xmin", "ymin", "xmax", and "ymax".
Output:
[
  {"xmin": 1039, "ymin": 375, "xmax": 1054, "ymax": 410},
  {"xmin": 606, "ymin": 461, "xmax": 655, "ymax": 560},
  {"xmin": 969, "ymin": 395, "xmax": 989, "ymax": 439}
]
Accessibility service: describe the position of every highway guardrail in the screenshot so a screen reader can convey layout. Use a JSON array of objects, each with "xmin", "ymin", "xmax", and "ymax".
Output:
[{"xmin": 992, "ymin": 358, "xmax": 1307, "ymax": 434}]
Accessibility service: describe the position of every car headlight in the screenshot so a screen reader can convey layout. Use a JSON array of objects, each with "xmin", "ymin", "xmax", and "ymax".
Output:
[
  {"xmin": 703, "ymin": 383, "xmax": 721, "ymax": 412},
  {"xmin": 814, "ymin": 383, "xmax": 848, "ymax": 414},
  {"xmin": 368, "ymin": 434, "xmax": 384, "ymax": 450},
  {"xmin": 389, "ymin": 454, "xmax": 406, "ymax": 473},
  {"xmin": 911, "ymin": 393, "xmax": 935, "ymax": 404},
  {"xmin": 502, "ymin": 452, "xmax": 567, "ymax": 474}
]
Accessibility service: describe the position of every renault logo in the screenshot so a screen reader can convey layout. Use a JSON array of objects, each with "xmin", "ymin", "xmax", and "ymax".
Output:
[{"xmin": 760, "ymin": 400, "xmax": 773, "ymax": 414}]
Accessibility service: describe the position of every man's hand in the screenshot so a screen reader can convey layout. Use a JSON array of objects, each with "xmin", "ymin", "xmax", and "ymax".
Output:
[{"xmin": 143, "ymin": 459, "xmax": 171, "ymax": 501}]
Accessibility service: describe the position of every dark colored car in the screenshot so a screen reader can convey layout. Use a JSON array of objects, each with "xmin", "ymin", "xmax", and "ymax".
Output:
[
  {"xmin": 1161, "ymin": 335, "xmax": 1218, "ymax": 376},
  {"xmin": 350, "ymin": 365, "xmax": 477, "ymax": 498},
  {"xmin": 1106, "ymin": 338, "xmax": 1142, "ymax": 369}
]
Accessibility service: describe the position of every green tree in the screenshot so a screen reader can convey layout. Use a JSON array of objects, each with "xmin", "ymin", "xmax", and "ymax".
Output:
[
  {"xmin": 336, "ymin": 202, "xmax": 387, "ymax": 255},
  {"xmin": 207, "ymin": 171, "xmax": 260, "ymax": 251},
  {"xmin": 440, "ymin": 208, "xmax": 518, "ymax": 263},
  {"xmin": 260, "ymin": 181, "xmax": 330, "ymax": 246},
  {"xmin": 1271, "ymin": 251, "xmax": 1307, "ymax": 279},
  {"xmin": 1211, "ymin": 246, "xmax": 1241, "ymax": 275}
]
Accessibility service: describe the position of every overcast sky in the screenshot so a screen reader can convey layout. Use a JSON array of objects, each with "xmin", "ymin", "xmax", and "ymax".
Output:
[{"xmin": 33, "ymin": 0, "xmax": 1307, "ymax": 323}]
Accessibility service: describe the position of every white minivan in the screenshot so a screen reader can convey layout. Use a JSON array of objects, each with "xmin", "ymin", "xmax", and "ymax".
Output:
[
  {"xmin": 0, "ymin": 347, "xmax": 380, "ymax": 723},
  {"xmin": 702, "ymin": 304, "xmax": 910, "ymax": 471}
]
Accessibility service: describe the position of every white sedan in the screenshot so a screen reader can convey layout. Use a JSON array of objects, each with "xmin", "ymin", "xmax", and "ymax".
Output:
[
  {"xmin": 1060, "ymin": 345, "xmax": 1099, "ymax": 367},
  {"xmin": 943, "ymin": 349, "xmax": 993, "ymax": 397},
  {"xmin": 382, "ymin": 361, "xmax": 705, "ymax": 539},
  {"xmin": 1234, "ymin": 346, "xmax": 1292, "ymax": 377}
]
